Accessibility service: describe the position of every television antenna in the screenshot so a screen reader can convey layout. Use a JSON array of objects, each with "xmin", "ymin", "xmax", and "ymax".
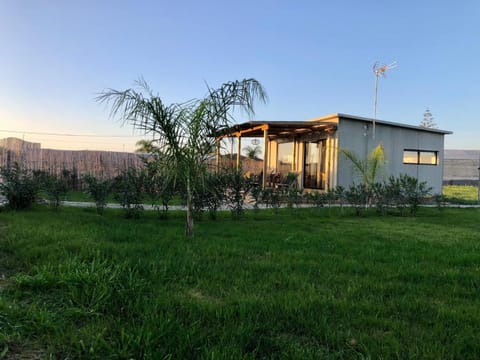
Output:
[{"xmin": 372, "ymin": 61, "xmax": 397, "ymax": 138}]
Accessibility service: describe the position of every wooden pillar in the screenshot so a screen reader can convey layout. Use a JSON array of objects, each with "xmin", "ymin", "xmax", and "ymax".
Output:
[
  {"xmin": 230, "ymin": 138, "xmax": 234, "ymax": 169},
  {"xmin": 215, "ymin": 139, "xmax": 220, "ymax": 173},
  {"xmin": 292, "ymin": 139, "xmax": 296, "ymax": 172},
  {"xmin": 262, "ymin": 128, "xmax": 269, "ymax": 188},
  {"xmin": 236, "ymin": 136, "xmax": 241, "ymax": 170}
]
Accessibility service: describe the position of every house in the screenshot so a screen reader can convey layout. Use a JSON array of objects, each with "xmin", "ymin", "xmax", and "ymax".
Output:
[{"xmin": 218, "ymin": 113, "xmax": 451, "ymax": 193}]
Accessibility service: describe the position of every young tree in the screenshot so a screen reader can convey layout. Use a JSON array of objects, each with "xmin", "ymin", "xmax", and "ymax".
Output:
[
  {"xmin": 98, "ymin": 78, "xmax": 267, "ymax": 236},
  {"xmin": 341, "ymin": 144, "xmax": 386, "ymax": 188}
]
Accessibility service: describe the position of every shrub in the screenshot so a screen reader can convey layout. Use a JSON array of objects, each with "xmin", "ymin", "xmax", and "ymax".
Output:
[
  {"xmin": 203, "ymin": 172, "xmax": 227, "ymax": 220},
  {"xmin": 224, "ymin": 168, "xmax": 251, "ymax": 219},
  {"xmin": 286, "ymin": 187, "xmax": 303, "ymax": 211},
  {"xmin": 306, "ymin": 191, "xmax": 325, "ymax": 208},
  {"xmin": 42, "ymin": 174, "xmax": 68, "ymax": 210},
  {"xmin": 345, "ymin": 183, "xmax": 369, "ymax": 216},
  {"xmin": 372, "ymin": 182, "xmax": 389, "ymax": 215},
  {"xmin": 250, "ymin": 183, "xmax": 263, "ymax": 212},
  {"xmin": 143, "ymin": 163, "xmax": 174, "ymax": 219},
  {"xmin": 262, "ymin": 188, "xmax": 281, "ymax": 212},
  {"xmin": 398, "ymin": 174, "xmax": 432, "ymax": 216},
  {"xmin": 83, "ymin": 175, "xmax": 112, "ymax": 215},
  {"xmin": 0, "ymin": 163, "xmax": 38, "ymax": 210},
  {"xmin": 112, "ymin": 168, "xmax": 144, "ymax": 218}
]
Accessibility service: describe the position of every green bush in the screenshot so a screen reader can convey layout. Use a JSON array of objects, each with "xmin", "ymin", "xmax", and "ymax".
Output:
[
  {"xmin": 224, "ymin": 168, "xmax": 251, "ymax": 219},
  {"xmin": 42, "ymin": 174, "xmax": 68, "ymax": 211},
  {"xmin": 398, "ymin": 174, "xmax": 431, "ymax": 216},
  {"xmin": 203, "ymin": 172, "xmax": 227, "ymax": 220},
  {"xmin": 345, "ymin": 183, "xmax": 369, "ymax": 216},
  {"xmin": 0, "ymin": 163, "xmax": 38, "ymax": 210},
  {"xmin": 112, "ymin": 168, "xmax": 144, "ymax": 218},
  {"xmin": 83, "ymin": 175, "xmax": 112, "ymax": 215}
]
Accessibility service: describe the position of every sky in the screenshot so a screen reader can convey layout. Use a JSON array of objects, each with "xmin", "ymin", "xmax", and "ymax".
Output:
[{"xmin": 0, "ymin": 0, "xmax": 479, "ymax": 152}]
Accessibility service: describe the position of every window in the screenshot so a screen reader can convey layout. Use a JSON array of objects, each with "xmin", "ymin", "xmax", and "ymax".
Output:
[
  {"xmin": 403, "ymin": 149, "xmax": 438, "ymax": 165},
  {"xmin": 277, "ymin": 142, "xmax": 293, "ymax": 175}
]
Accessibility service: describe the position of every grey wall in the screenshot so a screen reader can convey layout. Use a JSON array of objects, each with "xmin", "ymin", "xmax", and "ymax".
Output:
[{"xmin": 336, "ymin": 118, "xmax": 445, "ymax": 193}]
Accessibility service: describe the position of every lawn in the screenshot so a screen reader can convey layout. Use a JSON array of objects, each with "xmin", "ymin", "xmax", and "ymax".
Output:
[
  {"xmin": 1, "ymin": 206, "xmax": 480, "ymax": 359},
  {"xmin": 443, "ymin": 185, "xmax": 479, "ymax": 204}
]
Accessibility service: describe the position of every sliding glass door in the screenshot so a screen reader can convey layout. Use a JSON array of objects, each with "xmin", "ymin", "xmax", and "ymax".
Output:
[{"xmin": 303, "ymin": 140, "xmax": 326, "ymax": 189}]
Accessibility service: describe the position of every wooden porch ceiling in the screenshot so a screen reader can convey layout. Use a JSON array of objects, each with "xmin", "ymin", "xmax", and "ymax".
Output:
[{"xmin": 217, "ymin": 121, "xmax": 337, "ymax": 139}]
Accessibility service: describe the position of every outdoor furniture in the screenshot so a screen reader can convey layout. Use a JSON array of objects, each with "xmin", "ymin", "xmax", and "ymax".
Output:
[{"xmin": 275, "ymin": 172, "xmax": 298, "ymax": 189}]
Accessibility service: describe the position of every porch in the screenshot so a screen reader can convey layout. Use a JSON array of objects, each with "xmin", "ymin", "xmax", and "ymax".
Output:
[{"xmin": 216, "ymin": 121, "xmax": 338, "ymax": 190}]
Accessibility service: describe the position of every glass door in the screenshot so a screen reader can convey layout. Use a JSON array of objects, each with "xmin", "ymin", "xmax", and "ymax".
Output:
[{"xmin": 303, "ymin": 140, "xmax": 326, "ymax": 189}]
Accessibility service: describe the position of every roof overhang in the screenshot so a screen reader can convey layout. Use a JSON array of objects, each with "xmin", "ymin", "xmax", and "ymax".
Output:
[{"xmin": 217, "ymin": 121, "xmax": 337, "ymax": 139}]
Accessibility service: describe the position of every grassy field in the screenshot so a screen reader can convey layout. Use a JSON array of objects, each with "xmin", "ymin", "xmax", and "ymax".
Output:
[
  {"xmin": 443, "ymin": 185, "xmax": 479, "ymax": 204},
  {"xmin": 1, "ymin": 206, "xmax": 480, "ymax": 359}
]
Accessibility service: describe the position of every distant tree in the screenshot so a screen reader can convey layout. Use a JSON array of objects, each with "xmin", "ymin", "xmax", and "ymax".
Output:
[
  {"xmin": 135, "ymin": 139, "xmax": 156, "ymax": 154},
  {"xmin": 243, "ymin": 145, "xmax": 262, "ymax": 160},
  {"xmin": 419, "ymin": 108, "xmax": 437, "ymax": 128},
  {"xmin": 98, "ymin": 78, "xmax": 267, "ymax": 236}
]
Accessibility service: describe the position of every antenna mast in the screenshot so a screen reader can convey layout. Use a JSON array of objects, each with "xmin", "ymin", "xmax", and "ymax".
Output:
[{"xmin": 372, "ymin": 61, "xmax": 397, "ymax": 139}]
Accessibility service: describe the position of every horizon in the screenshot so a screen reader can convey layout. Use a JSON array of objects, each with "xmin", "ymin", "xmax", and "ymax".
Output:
[{"xmin": 1, "ymin": 135, "xmax": 478, "ymax": 155}]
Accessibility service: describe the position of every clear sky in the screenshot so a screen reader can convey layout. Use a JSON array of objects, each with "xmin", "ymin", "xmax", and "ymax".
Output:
[{"xmin": 0, "ymin": 0, "xmax": 479, "ymax": 152}]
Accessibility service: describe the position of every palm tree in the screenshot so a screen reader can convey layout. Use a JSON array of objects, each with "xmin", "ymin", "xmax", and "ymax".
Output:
[
  {"xmin": 243, "ymin": 145, "xmax": 262, "ymax": 160},
  {"xmin": 98, "ymin": 78, "xmax": 267, "ymax": 236},
  {"xmin": 340, "ymin": 144, "xmax": 385, "ymax": 187}
]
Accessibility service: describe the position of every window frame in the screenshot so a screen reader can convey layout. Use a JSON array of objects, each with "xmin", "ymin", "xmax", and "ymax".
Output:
[{"xmin": 402, "ymin": 149, "xmax": 438, "ymax": 166}]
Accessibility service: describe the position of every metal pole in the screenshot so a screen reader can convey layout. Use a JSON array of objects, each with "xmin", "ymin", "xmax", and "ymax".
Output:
[{"xmin": 373, "ymin": 74, "xmax": 379, "ymax": 140}]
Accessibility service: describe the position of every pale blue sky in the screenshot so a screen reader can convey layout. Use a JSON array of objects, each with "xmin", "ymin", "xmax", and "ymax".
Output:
[{"xmin": 0, "ymin": 0, "xmax": 478, "ymax": 151}]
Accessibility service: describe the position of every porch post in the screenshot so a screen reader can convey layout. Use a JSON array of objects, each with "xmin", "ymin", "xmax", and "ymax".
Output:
[
  {"xmin": 236, "ymin": 135, "xmax": 241, "ymax": 170},
  {"xmin": 292, "ymin": 139, "xmax": 296, "ymax": 172},
  {"xmin": 262, "ymin": 127, "xmax": 269, "ymax": 188},
  {"xmin": 215, "ymin": 139, "xmax": 220, "ymax": 173}
]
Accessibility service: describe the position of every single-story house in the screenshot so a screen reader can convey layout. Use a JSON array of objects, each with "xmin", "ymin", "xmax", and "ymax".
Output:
[{"xmin": 218, "ymin": 113, "xmax": 451, "ymax": 193}]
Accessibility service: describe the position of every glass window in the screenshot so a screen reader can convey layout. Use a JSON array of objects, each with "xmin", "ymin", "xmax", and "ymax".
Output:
[
  {"xmin": 419, "ymin": 151, "xmax": 437, "ymax": 165},
  {"xmin": 403, "ymin": 151, "xmax": 418, "ymax": 164},
  {"xmin": 403, "ymin": 150, "xmax": 438, "ymax": 165},
  {"xmin": 277, "ymin": 142, "xmax": 293, "ymax": 175}
]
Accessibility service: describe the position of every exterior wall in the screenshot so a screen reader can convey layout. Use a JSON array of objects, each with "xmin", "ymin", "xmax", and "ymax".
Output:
[{"xmin": 336, "ymin": 118, "xmax": 445, "ymax": 193}]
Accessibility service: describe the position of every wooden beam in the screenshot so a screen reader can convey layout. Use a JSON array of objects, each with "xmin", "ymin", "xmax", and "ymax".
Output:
[{"xmin": 217, "ymin": 124, "xmax": 269, "ymax": 140}]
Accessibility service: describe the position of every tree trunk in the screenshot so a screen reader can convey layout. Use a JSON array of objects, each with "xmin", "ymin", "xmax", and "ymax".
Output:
[{"xmin": 185, "ymin": 176, "xmax": 194, "ymax": 236}]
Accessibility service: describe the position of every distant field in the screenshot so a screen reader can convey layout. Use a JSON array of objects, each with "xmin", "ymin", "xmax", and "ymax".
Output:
[
  {"xmin": 1, "ymin": 206, "xmax": 480, "ymax": 358},
  {"xmin": 443, "ymin": 185, "xmax": 478, "ymax": 204}
]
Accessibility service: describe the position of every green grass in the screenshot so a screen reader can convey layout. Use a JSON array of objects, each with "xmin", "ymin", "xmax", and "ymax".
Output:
[
  {"xmin": 443, "ymin": 185, "xmax": 479, "ymax": 204},
  {"xmin": 1, "ymin": 206, "xmax": 480, "ymax": 359},
  {"xmin": 62, "ymin": 190, "xmax": 183, "ymax": 205}
]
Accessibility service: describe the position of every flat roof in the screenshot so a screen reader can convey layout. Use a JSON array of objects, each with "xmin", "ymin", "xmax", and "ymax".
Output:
[
  {"xmin": 307, "ymin": 113, "xmax": 453, "ymax": 135},
  {"xmin": 218, "ymin": 113, "xmax": 452, "ymax": 138}
]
